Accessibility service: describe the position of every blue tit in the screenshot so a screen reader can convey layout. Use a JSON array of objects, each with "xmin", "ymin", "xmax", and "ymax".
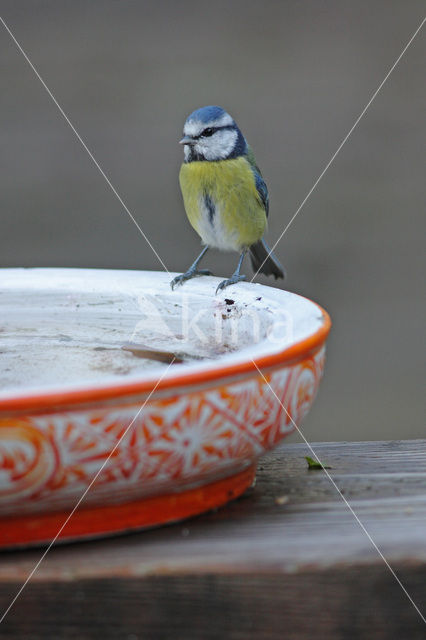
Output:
[{"xmin": 170, "ymin": 105, "xmax": 285, "ymax": 293}]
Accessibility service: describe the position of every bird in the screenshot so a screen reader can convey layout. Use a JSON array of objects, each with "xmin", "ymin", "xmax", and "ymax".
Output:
[{"xmin": 170, "ymin": 105, "xmax": 285, "ymax": 293}]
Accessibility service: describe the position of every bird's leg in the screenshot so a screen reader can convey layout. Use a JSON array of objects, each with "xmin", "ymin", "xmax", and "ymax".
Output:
[
  {"xmin": 170, "ymin": 246, "xmax": 213, "ymax": 290},
  {"xmin": 216, "ymin": 249, "xmax": 247, "ymax": 294}
]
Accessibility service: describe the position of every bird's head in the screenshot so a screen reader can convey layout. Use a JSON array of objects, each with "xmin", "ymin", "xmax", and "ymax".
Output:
[{"xmin": 180, "ymin": 106, "xmax": 247, "ymax": 162}]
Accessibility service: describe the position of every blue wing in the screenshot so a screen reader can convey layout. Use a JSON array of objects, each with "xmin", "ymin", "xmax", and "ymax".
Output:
[
  {"xmin": 253, "ymin": 169, "xmax": 269, "ymax": 217},
  {"xmin": 245, "ymin": 145, "xmax": 269, "ymax": 217}
]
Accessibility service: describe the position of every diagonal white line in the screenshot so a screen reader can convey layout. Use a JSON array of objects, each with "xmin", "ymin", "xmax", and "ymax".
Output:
[
  {"xmin": 252, "ymin": 359, "xmax": 426, "ymax": 625},
  {"xmin": 251, "ymin": 16, "xmax": 426, "ymax": 281},
  {"xmin": 0, "ymin": 360, "xmax": 175, "ymax": 625},
  {"xmin": 0, "ymin": 15, "xmax": 170, "ymax": 274}
]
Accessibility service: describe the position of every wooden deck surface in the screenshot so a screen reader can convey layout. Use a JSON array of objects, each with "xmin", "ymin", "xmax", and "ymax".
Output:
[{"xmin": 0, "ymin": 439, "xmax": 425, "ymax": 638}]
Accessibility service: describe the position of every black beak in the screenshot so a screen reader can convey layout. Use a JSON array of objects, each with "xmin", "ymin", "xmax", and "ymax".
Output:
[{"xmin": 179, "ymin": 136, "xmax": 196, "ymax": 145}]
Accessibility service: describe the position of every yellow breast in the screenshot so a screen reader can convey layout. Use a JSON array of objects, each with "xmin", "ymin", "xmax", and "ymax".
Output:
[{"xmin": 179, "ymin": 157, "xmax": 267, "ymax": 251}]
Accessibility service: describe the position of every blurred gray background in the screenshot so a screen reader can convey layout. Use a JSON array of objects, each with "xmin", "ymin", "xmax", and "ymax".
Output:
[{"xmin": 1, "ymin": 1, "xmax": 424, "ymax": 441}]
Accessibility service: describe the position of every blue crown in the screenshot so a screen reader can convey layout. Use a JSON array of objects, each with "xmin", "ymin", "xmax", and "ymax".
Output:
[{"xmin": 186, "ymin": 105, "xmax": 231, "ymax": 124}]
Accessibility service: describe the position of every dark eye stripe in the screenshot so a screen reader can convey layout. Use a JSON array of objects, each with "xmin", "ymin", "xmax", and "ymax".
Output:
[
  {"xmin": 193, "ymin": 127, "xmax": 217, "ymax": 139},
  {"xmin": 189, "ymin": 125, "xmax": 233, "ymax": 140}
]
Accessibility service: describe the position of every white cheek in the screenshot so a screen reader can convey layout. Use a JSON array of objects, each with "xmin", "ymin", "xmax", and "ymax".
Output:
[
  {"xmin": 196, "ymin": 129, "xmax": 238, "ymax": 161},
  {"xmin": 184, "ymin": 145, "xmax": 190, "ymax": 161}
]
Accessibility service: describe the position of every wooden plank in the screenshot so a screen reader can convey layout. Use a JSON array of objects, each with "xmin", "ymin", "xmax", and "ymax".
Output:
[{"xmin": 0, "ymin": 440, "xmax": 425, "ymax": 638}]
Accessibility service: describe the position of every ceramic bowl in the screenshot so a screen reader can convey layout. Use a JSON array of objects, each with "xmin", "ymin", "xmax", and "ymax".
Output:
[{"xmin": 0, "ymin": 268, "xmax": 331, "ymax": 547}]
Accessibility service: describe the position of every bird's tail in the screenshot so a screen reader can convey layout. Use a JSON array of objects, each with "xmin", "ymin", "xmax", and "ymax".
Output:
[{"xmin": 249, "ymin": 239, "xmax": 285, "ymax": 280}]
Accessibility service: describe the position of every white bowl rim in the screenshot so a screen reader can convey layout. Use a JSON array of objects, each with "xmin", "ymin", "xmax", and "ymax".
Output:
[{"xmin": 0, "ymin": 268, "xmax": 331, "ymax": 412}]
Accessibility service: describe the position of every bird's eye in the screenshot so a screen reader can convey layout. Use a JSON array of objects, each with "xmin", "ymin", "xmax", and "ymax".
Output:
[{"xmin": 202, "ymin": 128, "xmax": 215, "ymax": 137}]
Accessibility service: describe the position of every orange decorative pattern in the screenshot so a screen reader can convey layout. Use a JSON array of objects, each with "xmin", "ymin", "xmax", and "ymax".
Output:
[
  {"xmin": 0, "ymin": 347, "xmax": 325, "ymax": 522},
  {"xmin": 0, "ymin": 466, "xmax": 257, "ymax": 548}
]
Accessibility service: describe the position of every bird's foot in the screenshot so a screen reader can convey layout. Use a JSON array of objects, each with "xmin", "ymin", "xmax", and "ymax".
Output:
[
  {"xmin": 170, "ymin": 269, "xmax": 213, "ymax": 290},
  {"xmin": 215, "ymin": 273, "xmax": 246, "ymax": 294}
]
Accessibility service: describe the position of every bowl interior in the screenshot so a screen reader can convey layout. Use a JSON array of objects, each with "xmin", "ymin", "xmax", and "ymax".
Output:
[{"xmin": 0, "ymin": 268, "xmax": 327, "ymax": 399}]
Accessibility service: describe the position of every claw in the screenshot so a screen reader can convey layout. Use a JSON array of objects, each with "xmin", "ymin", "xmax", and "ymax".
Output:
[
  {"xmin": 170, "ymin": 269, "xmax": 213, "ymax": 290},
  {"xmin": 215, "ymin": 274, "xmax": 246, "ymax": 294}
]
